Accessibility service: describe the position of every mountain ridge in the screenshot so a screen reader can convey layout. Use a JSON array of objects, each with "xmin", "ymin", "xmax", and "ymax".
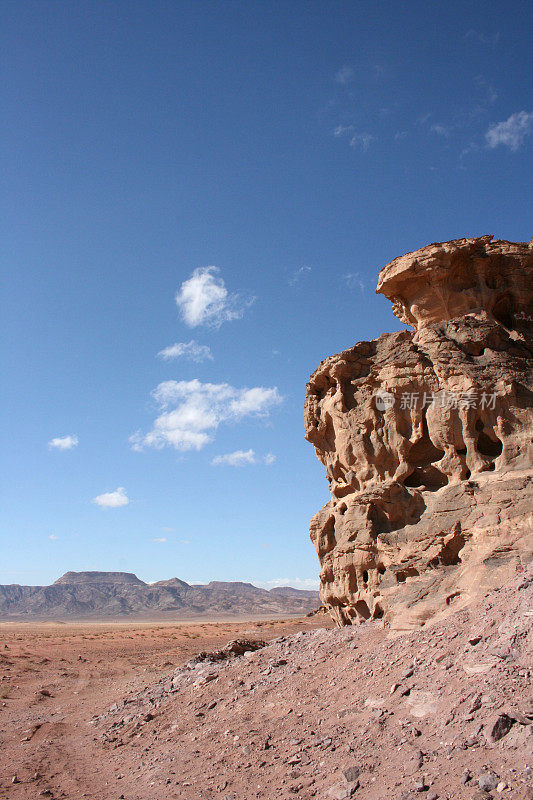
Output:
[{"xmin": 0, "ymin": 572, "xmax": 320, "ymax": 620}]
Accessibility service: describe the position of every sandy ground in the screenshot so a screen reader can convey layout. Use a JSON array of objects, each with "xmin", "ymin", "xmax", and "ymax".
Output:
[
  {"xmin": 0, "ymin": 616, "xmax": 332, "ymax": 799},
  {"xmin": 0, "ymin": 569, "xmax": 531, "ymax": 800}
]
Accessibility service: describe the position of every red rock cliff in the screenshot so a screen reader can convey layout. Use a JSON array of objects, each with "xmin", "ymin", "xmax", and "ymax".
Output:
[{"xmin": 305, "ymin": 235, "xmax": 533, "ymax": 629}]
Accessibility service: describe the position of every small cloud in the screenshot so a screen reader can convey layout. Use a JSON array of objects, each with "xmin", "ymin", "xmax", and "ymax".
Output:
[
  {"xmin": 419, "ymin": 114, "xmax": 452, "ymax": 138},
  {"xmin": 180, "ymin": 539, "xmax": 191, "ymax": 545},
  {"xmin": 344, "ymin": 272, "xmax": 366, "ymax": 292},
  {"xmin": 158, "ymin": 341, "xmax": 213, "ymax": 362},
  {"xmin": 335, "ymin": 65, "xmax": 354, "ymax": 85},
  {"xmin": 211, "ymin": 449, "xmax": 256, "ymax": 467},
  {"xmin": 92, "ymin": 487, "xmax": 130, "ymax": 509},
  {"xmin": 152, "ymin": 537, "xmax": 167, "ymax": 543},
  {"xmin": 48, "ymin": 435, "xmax": 78, "ymax": 451},
  {"xmin": 49, "ymin": 534, "xmax": 58, "ymax": 540},
  {"xmin": 460, "ymin": 141, "xmax": 480, "ymax": 161},
  {"xmin": 417, "ymin": 112, "xmax": 432, "ymax": 126},
  {"xmin": 131, "ymin": 380, "xmax": 282, "ymax": 453},
  {"xmin": 485, "ymin": 111, "xmax": 533, "ymax": 151},
  {"xmin": 349, "ymin": 133, "xmax": 373, "ymax": 150},
  {"xmin": 474, "ymin": 76, "xmax": 498, "ymax": 106},
  {"xmin": 394, "ymin": 131, "xmax": 408, "ymax": 140},
  {"xmin": 176, "ymin": 266, "xmax": 254, "ymax": 328},
  {"xmin": 430, "ymin": 123, "xmax": 450, "ymax": 137},
  {"xmin": 263, "ymin": 453, "xmax": 276, "ymax": 465},
  {"xmin": 162, "ymin": 526, "xmax": 177, "ymax": 533},
  {"xmin": 464, "ymin": 29, "xmax": 500, "ymax": 46},
  {"xmin": 333, "ymin": 124, "xmax": 354, "ymax": 138},
  {"xmin": 333, "ymin": 125, "xmax": 373, "ymax": 150},
  {"xmin": 288, "ymin": 266, "xmax": 311, "ymax": 286}
]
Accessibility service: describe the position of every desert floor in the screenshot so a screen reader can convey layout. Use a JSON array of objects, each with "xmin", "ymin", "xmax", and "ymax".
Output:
[
  {"xmin": 0, "ymin": 578, "xmax": 531, "ymax": 800},
  {"xmin": 0, "ymin": 616, "xmax": 332, "ymax": 800}
]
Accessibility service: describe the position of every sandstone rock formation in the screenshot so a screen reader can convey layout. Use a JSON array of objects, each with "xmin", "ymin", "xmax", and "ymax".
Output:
[{"xmin": 305, "ymin": 235, "xmax": 533, "ymax": 629}]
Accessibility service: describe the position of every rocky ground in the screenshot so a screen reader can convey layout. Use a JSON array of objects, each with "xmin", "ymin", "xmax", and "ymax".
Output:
[
  {"xmin": 0, "ymin": 616, "xmax": 331, "ymax": 800},
  {"xmin": 1, "ymin": 568, "xmax": 530, "ymax": 800}
]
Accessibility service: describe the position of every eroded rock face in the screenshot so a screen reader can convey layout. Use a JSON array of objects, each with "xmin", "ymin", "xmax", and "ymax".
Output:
[{"xmin": 305, "ymin": 236, "xmax": 533, "ymax": 629}]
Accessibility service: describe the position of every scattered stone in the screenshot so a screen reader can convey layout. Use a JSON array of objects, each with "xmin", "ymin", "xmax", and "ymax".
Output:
[
  {"xmin": 342, "ymin": 765, "xmax": 360, "ymax": 783},
  {"xmin": 327, "ymin": 783, "xmax": 357, "ymax": 799},
  {"xmin": 478, "ymin": 771, "xmax": 499, "ymax": 791},
  {"xmin": 485, "ymin": 713, "xmax": 514, "ymax": 743},
  {"xmin": 468, "ymin": 694, "xmax": 482, "ymax": 714}
]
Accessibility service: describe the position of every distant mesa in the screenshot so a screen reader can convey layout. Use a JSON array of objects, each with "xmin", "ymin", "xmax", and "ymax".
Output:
[
  {"xmin": 0, "ymin": 572, "xmax": 319, "ymax": 620},
  {"xmin": 54, "ymin": 571, "xmax": 146, "ymax": 586}
]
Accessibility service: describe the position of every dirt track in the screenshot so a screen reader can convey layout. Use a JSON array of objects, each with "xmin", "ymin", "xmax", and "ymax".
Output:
[{"xmin": 0, "ymin": 617, "xmax": 330, "ymax": 799}]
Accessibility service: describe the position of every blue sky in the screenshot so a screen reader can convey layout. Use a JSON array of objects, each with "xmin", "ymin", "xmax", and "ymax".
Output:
[{"xmin": 1, "ymin": 1, "xmax": 532, "ymax": 588}]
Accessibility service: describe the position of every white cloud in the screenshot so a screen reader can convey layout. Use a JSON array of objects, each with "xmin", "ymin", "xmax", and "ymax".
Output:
[
  {"xmin": 485, "ymin": 111, "xmax": 533, "ymax": 151},
  {"xmin": 48, "ymin": 435, "xmax": 78, "ymax": 451},
  {"xmin": 158, "ymin": 340, "xmax": 213, "ymax": 362},
  {"xmin": 464, "ymin": 29, "xmax": 500, "ymax": 46},
  {"xmin": 335, "ymin": 65, "xmax": 354, "ymax": 85},
  {"xmin": 474, "ymin": 76, "xmax": 498, "ymax": 106},
  {"xmin": 333, "ymin": 124, "xmax": 354, "ymax": 138},
  {"xmin": 212, "ymin": 449, "xmax": 256, "ymax": 467},
  {"xmin": 175, "ymin": 266, "xmax": 253, "ymax": 328},
  {"xmin": 211, "ymin": 449, "xmax": 277, "ymax": 466},
  {"xmin": 131, "ymin": 379, "xmax": 282, "ymax": 453},
  {"xmin": 417, "ymin": 112, "xmax": 432, "ymax": 126},
  {"xmin": 152, "ymin": 537, "xmax": 167, "ymax": 543},
  {"xmin": 430, "ymin": 124, "xmax": 450, "ymax": 137},
  {"xmin": 49, "ymin": 534, "xmax": 58, "ymax": 540},
  {"xmin": 257, "ymin": 578, "xmax": 320, "ymax": 591},
  {"xmin": 92, "ymin": 487, "xmax": 130, "ymax": 509},
  {"xmin": 333, "ymin": 126, "xmax": 373, "ymax": 151},
  {"xmin": 344, "ymin": 272, "xmax": 366, "ymax": 292},
  {"xmin": 349, "ymin": 133, "xmax": 373, "ymax": 151},
  {"xmin": 460, "ymin": 141, "xmax": 480, "ymax": 161},
  {"xmin": 288, "ymin": 266, "xmax": 311, "ymax": 286}
]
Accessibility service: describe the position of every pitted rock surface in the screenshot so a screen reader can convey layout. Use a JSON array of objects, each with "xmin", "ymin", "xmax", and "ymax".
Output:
[{"xmin": 305, "ymin": 235, "xmax": 533, "ymax": 628}]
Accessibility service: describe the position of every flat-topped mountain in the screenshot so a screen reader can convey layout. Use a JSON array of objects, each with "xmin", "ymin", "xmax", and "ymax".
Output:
[
  {"xmin": 54, "ymin": 571, "xmax": 145, "ymax": 585},
  {"xmin": 0, "ymin": 572, "xmax": 319, "ymax": 620}
]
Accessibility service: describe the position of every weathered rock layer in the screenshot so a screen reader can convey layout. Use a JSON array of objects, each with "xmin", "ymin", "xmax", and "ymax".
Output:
[{"xmin": 305, "ymin": 235, "xmax": 533, "ymax": 629}]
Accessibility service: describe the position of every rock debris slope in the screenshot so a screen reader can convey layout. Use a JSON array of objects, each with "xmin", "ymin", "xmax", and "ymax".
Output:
[
  {"xmin": 95, "ymin": 566, "xmax": 533, "ymax": 800},
  {"xmin": 305, "ymin": 236, "xmax": 533, "ymax": 628}
]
